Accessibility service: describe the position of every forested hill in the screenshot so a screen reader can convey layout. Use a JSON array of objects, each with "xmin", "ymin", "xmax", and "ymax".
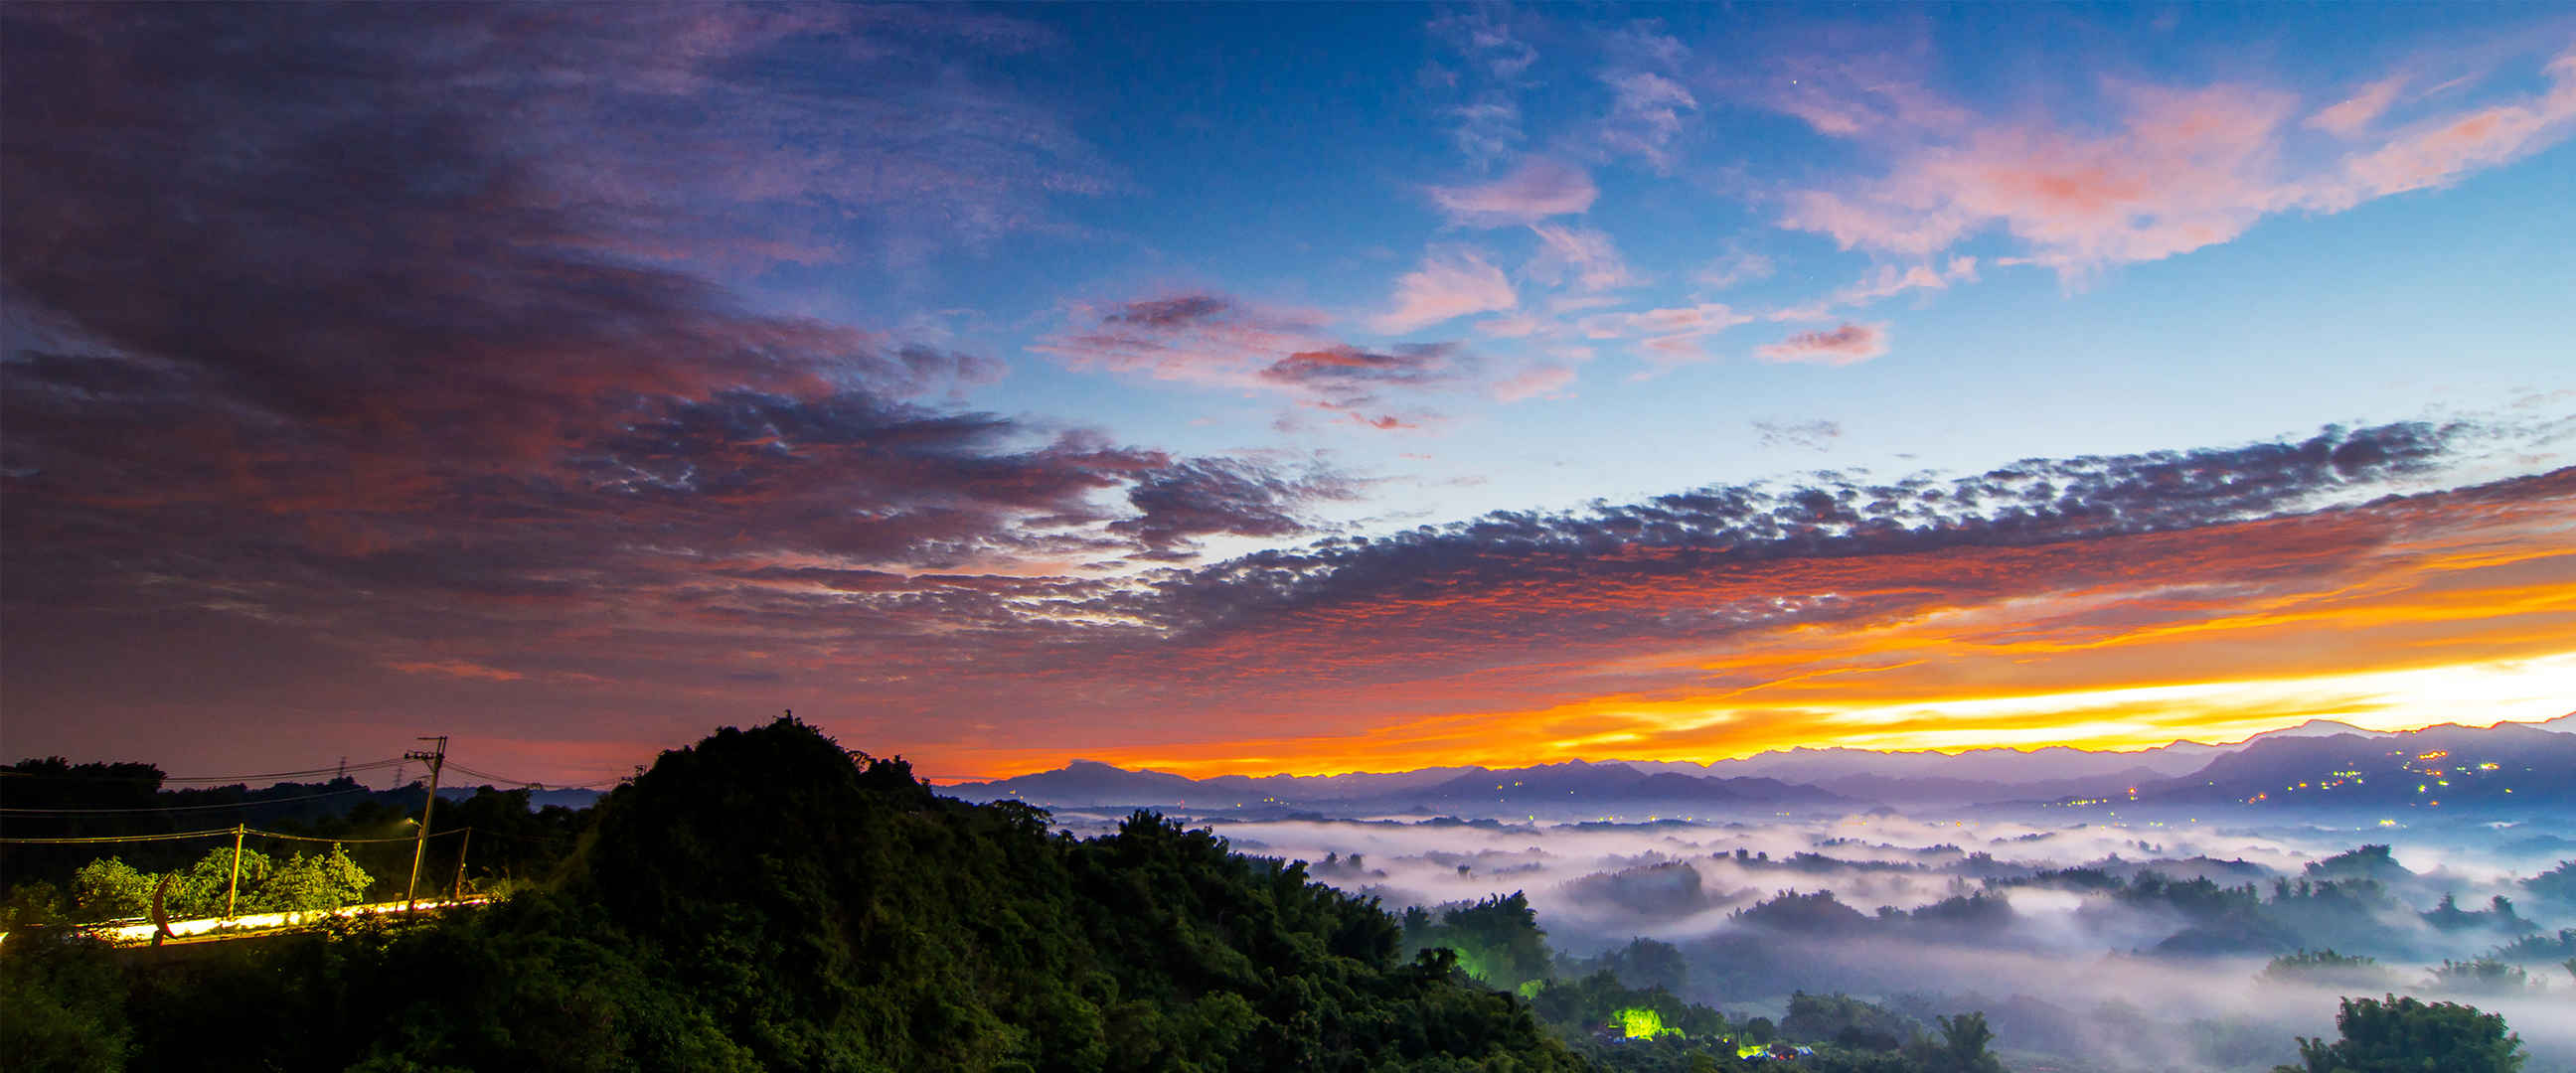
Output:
[{"xmin": 8, "ymin": 717, "xmax": 1586, "ymax": 1072}]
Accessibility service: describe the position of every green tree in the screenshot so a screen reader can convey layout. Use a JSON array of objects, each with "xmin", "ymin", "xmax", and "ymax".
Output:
[
  {"xmin": 67, "ymin": 857, "xmax": 154, "ymax": 922},
  {"xmin": 0, "ymin": 932, "xmax": 131, "ymax": 1073},
  {"xmin": 3, "ymin": 879, "xmax": 68, "ymax": 930},
  {"xmin": 2262, "ymin": 949, "xmax": 2395, "ymax": 989},
  {"xmin": 255, "ymin": 844, "xmax": 372, "ymax": 911},
  {"xmin": 1904, "ymin": 1011, "xmax": 2004, "ymax": 1073},
  {"xmin": 1399, "ymin": 891, "xmax": 1556, "ymax": 994},
  {"xmin": 1781, "ymin": 992, "xmax": 1917, "ymax": 1051},
  {"xmin": 2274, "ymin": 995, "xmax": 2524, "ymax": 1073},
  {"xmin": 2425, "ymin": 958, "xmax": 2537, "ymax": 996},
  {"xmin": 166, "ymin": 845, "xmax": 273, "ymax": 919}
]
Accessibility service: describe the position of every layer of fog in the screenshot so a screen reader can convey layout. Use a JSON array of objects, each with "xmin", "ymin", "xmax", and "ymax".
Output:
[{"xmin": 1046, "ymin": 807, "xmax": 2576, "ymax": 1071}]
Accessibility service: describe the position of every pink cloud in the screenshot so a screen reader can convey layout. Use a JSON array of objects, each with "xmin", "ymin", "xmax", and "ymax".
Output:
[
  {"xmin": 1525, "ymin": 223, "xmax": 1640, "ymax": 291},
  {"xmin": 1774, "ymin": 49, "xmax": 2576, "ymax": 277},
  {"xmin": 1037, "ymin": 293, "xmax": 1333, "ymax": 388},
  {"xmin": 2311, "ymin": 52, "xmax": 2576, "ymax": 210},
  {"xmin": 1040, "ymin": 290, "xmax": 1524, "ymax": 431},
  {"xmin": 1492, "ymin": 365, "xmax": 1577, "ymax": 402},
  {"xmin": 1372, "ymin": 250, "xmax": 1519, "ymax": 333},
  {"xmin": 1779, "ymin": 189, "xmax": 1976, "ymax": 257},
  {"xmin": 1578, "ymin": 302, "xmax": 1754, "ymax": 365},
  {"xmin": 1771, "ymin": 255, "xmax": 1978, "ymax": 321},
  {"xmin": 2306, "ymin": 75, "xmax": 2409, "ymax": 137},
  {"xmin": 1581, "ymin": 302, "xmax": 1750, "ymax": 338},
  {"xmin": 1756, "ymin": 322, "xmax": 1888, "ymax": 366},
  {"xmin": 1427, "ymin": 157, "xmax": 1599, "ymax": 226},
  {"xmin": 1600, "ymin": 70, "xmax": 1696, "ymax": 172}
]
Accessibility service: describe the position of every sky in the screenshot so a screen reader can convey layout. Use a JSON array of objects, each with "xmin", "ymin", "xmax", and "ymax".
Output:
[{"xmin": 2, "ymin": 3, "xmax": 2571, "ymax": 785}]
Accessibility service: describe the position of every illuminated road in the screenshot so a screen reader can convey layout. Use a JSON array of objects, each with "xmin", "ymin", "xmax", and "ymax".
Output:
[{"xmin": 0, "ymin": 895, "xmax": 496, "ymax": 948}]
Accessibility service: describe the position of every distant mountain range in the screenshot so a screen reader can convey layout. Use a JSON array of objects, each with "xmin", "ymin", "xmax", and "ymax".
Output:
[
  {"xmin": 943, "ymin": 758, "xmax": 1852, "ymax": 814},
  {"xmin": 2123, "ymin": 719, "xmax": 2576, "ymax": 808},
  {"xmin": 942, "ymin": 715, "xmax": 2574, "ymax": 814}
]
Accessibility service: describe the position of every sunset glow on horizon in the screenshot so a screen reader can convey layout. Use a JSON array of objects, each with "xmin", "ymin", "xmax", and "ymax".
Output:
[
  {"xmin": 926, "ymin": 474, "xmax": 2576, "ymax": 781},
  {"xmin": 4, "ymin": 5, "xmax": 2571, "ymax": 785}
]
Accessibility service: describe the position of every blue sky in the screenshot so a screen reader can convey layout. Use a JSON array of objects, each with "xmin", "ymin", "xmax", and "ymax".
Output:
[
  {"xmin": 3, "ymin": 3, "xmax": 2570, "ymax": 780},
  {"xmin": 732, "ymin": 4, "xmax": 2576, "ymax": 533}
]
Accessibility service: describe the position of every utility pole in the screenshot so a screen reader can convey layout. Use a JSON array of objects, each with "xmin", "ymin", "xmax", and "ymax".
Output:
[
  {"xmin": 403, "ymin": 735, "xmax": 447, "ymax": 912},
  {"xmin": 225, "ymin": 824, "xmax": 245, "ymax": 919},
  {"xmin": 451, "ymin": 827, "xmax": 472, "ymax": 901}
]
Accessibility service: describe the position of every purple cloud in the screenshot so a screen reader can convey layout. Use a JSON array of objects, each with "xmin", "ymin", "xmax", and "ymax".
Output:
[
  {"xmin": 1427, "ymin": 158, "xmax": 1599, "ymax": 226},
  {"xmin": 1757, "ymin": 323, "xmax": 1889, "ymax": 366}
]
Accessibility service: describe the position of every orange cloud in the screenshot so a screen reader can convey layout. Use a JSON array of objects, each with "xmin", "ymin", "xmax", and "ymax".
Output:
[
  {"xmin": 389, "ymin": 659, "xmax": 526, "ymax": 682},
  {"xmin": 926, "ymin": 466, "xmax": 2576, "ymax": 779}
]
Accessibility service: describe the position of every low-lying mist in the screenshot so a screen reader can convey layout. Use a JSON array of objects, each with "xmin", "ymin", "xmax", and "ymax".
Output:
[{"xmin": 1044, "ymin": 806, "xmax": 2575, "ymax": 1071}]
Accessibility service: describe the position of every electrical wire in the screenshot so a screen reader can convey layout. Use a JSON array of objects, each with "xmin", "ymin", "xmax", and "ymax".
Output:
[
  {"xmin": 441, "ymin": 762, "xmax": 626, "ymax": 790},
  {"xmin": 0, "ymin": 785, "xmax": 380, "ymax": 815},
  {"xmin": 0, "ymin": 758, "xmax": 405, "ymax": 785},
  {"xmin": 245, "ymin": 827, "xmax": 465, "ymax": 844},
  {"xmin": 0, "ymin": 829, "xmax": 240, "ymax": 844},
  {"xmin": 0, "ymin": 826, "xmax": 466, "ymax": 846}
]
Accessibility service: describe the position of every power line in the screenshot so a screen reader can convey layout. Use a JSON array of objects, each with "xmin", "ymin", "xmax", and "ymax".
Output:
[
  {"xmin": 441, "ymin": 762, "xmax": 626, "ymax": 790},
  {"xmin": 0, "ymin": 758, "xmax": 405, "ymax": 785},
  {"xmin": 248, "ymin": 827, "xmax": 466, "ymax": 845},
  {"xmin": 159, "ymin": 759, "xmax": 405, "ymax": 783},
  {"xmin": 0, "ymin": 829, "xmax": 240, "ymax": 844},
  {"xmin": 0, "ymin": 826, "xmax": 467, "ymax": 846},
  {"xmin": 0, "ymin": 785, "xmax": 381, "ymax": 815}
]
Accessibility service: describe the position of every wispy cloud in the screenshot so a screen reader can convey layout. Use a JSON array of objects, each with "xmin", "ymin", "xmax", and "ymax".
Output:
[
  {"xmin": 2306, "ymin": 75, "xmax": 2410, "ymax": 137},
  {"xmin": 1753, "ymin": 418, "xmax": 1843, "ymax": 451},
  {"xmin": 1579, "ymin": 303, "xmax": 1755, "ymax": 365},
  {"xmin": 1040, "ymin": 293, "xmax": 1332, "ymax": 386},
  {"xmin": 1373, "ymin": 250, "xmax": 1520, "ymax": 333},
  {"xmin": 1601, "ymin": 72, "xmax": 1697, "ymax": 172},
  {"xmin": 1757, "ymin": 322, "xmax": 1888, "ymax": 365},
  {"xmin": 1426, "ymin": 10, "xmax": 1539, "ymax": 164},
  {"xmin": 1428, "ymin": 158, "xmax": 1600, "ymax": 226},
  {"xmin": 1041, "ymin": 292, "xmax": 1490, "ymax": 430},
  {"xmin": 1526, "ymin": 224, "xmax": 1642, "ymax": 292},
  {"xmin": 1261, "ymin": 343, "xmax": 1479, "ymax": 428},
  {"xmin": 1771, "ymin": 257, "xmax": 1978, "ymax": 322},
  {"xmin": 1773, "ymin": 47, "xmax": 2576, "ymax": 277},
  {"xmin": 1492, "ymin": 365, "xmax": 1578, "ymax": 402},
  {"xmin": 1593, "ymin": 22, "xmax": 1697, "ymax": 172}
]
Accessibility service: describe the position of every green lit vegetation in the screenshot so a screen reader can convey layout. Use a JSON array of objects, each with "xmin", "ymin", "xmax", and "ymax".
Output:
[
  {"xmin": 1610, "ymin": 1006, "xmax": 1679, "ymax": 1039},
  {"xmin": 65, "ymin": 845, "xmax": 371, "ymax": 922}
]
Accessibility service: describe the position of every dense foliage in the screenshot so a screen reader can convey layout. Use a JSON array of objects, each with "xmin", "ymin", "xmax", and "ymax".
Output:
[
  {"xmin": 68, "ymin": 844, "xmax": 370, "ymax": 921},
  {"xmin": 1399, "ymin": 893, "xmax": 1556, "ymax": 996},
  {"xmin": 2273, "ymin": 995, "xmax": 2525, "ymax": 1073},
  {"xmin": 7, "ymin": 719, "xmax": 1587, "ymax": 1072},
  {"xmin": 2261, "ymin": 949, "xmax": 2396, "ymax": 989}
]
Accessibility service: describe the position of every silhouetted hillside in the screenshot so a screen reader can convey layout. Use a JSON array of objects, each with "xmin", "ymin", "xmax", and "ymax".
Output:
[{"xmin": 6, "ymin": 719, "xmax": 1587, "ymax": 1072}]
